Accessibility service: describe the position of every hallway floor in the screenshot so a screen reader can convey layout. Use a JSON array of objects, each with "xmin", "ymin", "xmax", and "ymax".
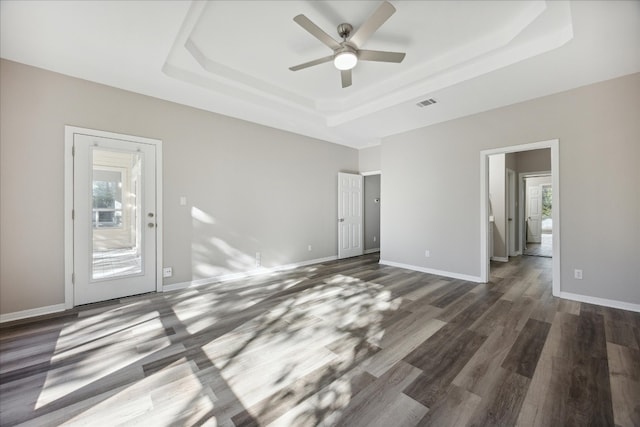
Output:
[{"xmin": 1, "ymin": 255, "xmax": 638, "ymax": 426}]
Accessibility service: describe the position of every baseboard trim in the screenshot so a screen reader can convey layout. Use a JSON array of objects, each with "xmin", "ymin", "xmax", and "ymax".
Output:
[
  {"xmin": 559, "ymin": 291, "xmax": 640, "ymax": 313},
  {"xmin": 364, "ymin": 248, "xmax": 380, "ymax": 254},
  {"xmin": 379, "ymin": 259, "xmax": 482, "ymax": 283},
  {"xmin": 490, "ymin": 256, "xmax": 509, "ymax": 262},
  {"xmin": 163, "ymin": 255, "xmax": 339, "ymax": 292},
  {"xmin": 0, "ymin": 303, "xmax": 67, "ymax": 324}
]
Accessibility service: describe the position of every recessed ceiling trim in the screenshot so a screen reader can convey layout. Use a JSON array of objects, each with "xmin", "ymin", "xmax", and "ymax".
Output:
[
  {"xmin": 325, "ymin": 1, "xmax": 573, "ymax": 127},
  {"xmin": 3, "ymin": 0, "xmax": 637, "ymax": 150},
  {"xmin": 184, "ymin": 38, "xmax": 315, "ymax": 110},
  {"xmin": 163, "ymin": 0, "xmax": 571, "ymax": 131},
  {"xmin": 314, "ymin": 0, "xmax": 549, "ymax": 113}
]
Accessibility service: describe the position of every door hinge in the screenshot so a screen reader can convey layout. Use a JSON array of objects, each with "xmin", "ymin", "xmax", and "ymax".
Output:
[
  {"xmin": 72, "ymin": 209, "xmax": 75, "ymax": 220},
  {"xmin": 72, "ymin": 145, "xmax": 75, "ymax": 156},
  {"xmin": 72, "ymin": 273, "xmax": 75, "ymax": 284}
]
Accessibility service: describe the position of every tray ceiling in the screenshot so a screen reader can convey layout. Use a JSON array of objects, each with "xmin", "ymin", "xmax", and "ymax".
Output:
[{"xmin": 2, "ymin": 1, "xmax": 639, "ymax": 148}]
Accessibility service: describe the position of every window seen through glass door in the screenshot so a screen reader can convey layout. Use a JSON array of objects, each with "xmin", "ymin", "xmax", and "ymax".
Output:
[{"xmin": 91, "ymin": 149, "xmax": 143, "ymax": 280}]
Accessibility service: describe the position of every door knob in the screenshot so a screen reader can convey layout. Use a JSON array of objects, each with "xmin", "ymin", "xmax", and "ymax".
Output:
[
  {"xmin": 148, "ymin": 213, "xmax": 154, "ymax": 218},
  {"xmin": 338, "ymin": 218, "xmax": 345, "ymax": 222},
  {"xmin": 148, "ymin": 222, "xmax": 155, "ymax": 228}
]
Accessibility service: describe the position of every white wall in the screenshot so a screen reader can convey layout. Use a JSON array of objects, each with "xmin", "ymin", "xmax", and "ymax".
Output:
[
  {"xmin": 0, "ymin": 59, "xmax": 358, "ymax": 315},
  {"xmin": 381, "ymin": 73, "xmax": 640, "ymax": 305}
]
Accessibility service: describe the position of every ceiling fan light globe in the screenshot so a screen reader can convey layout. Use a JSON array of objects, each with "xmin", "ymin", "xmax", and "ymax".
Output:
[{"xmin": 334, "ymin": 51, "xmax": 358, "ymax": 70}]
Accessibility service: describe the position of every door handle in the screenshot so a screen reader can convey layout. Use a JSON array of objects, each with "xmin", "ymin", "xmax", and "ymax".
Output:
[
  {"xmin": 148, "ymin": 222, "xmax": 156, "ymax": 228},
  {"xmin": 338, "ymin": 218, "xmax": 345, "ymax": 222}
]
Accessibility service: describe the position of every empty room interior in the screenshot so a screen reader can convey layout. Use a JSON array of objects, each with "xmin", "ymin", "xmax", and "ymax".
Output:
[{"xmin": 1, "ymin": 1, "xmax": 639, "ymax": 426}]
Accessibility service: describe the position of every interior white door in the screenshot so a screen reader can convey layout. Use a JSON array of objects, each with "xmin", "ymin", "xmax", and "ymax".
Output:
[
  {"xmin": 527, "ymin": 184, "xmax": 542, "ymax": 243},
  {"xmin": 73, "ymin": 133, "xmax": 157, "ymax": 305},
  {"xmin": 338, "ymin": 172, "xmax": 364, "ymax": 259}
]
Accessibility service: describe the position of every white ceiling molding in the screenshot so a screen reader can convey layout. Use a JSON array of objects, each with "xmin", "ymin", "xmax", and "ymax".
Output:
[
  {"xmin": 165, "ymin": 1, "xmax": 567, "ymax": 127},
  {"xmin": 1, "ymin": 1, "xmax": 639, "ymax": 149}
]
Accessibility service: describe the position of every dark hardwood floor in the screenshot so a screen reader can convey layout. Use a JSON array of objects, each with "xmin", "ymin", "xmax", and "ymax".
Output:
[{"xmin": 1, "ymin": 254, "xmax": 638, "ymax": 426}]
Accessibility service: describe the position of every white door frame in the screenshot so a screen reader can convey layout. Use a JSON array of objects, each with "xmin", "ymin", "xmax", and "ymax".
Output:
[
  {"xmin": 64, "ymin": 126, "xmax": 163, "ymax": 309},
  {"xmin": 480, "ymin": 139, "xmax": 560, "ymax": 297}
]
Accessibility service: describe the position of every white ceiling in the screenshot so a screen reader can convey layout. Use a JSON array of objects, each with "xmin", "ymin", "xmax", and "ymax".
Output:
[{"xmin": 1, "ymin": 1, "xmax": 639, "ymax": 149}]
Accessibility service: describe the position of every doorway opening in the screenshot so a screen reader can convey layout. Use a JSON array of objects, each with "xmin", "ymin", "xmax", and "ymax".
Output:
[
  {"xmin": 522, "ymin": 174, "xmax": 552, "ymax": 258},
  {"xmin": 363, "ymin": 172, "xmax": 381, "ymax": 255},
  {"xmin": 480, "ymin": 140, "xmax": 560, "ymax": 296}
]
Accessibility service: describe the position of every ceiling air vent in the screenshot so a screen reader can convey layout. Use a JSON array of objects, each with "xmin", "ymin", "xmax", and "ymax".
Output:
[{"xmin": 416, "ymin": 98, "xmax": 437, "ymax": 108}]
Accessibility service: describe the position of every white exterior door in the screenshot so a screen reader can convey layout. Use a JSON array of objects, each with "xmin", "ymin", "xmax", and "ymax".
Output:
[
  {"xmin": 73, "ymin": 133, "xmax": 158, "ymax": 305},
  {"xmin": 338, "ymin": 173, "xmax": 363, "ymax": 259},
  {"xmin": 527, "ymin": 184, "xmax": 542, "ymax": 243}
]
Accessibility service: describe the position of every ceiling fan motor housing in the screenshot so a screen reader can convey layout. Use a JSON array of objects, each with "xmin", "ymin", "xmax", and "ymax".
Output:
[
  {"xmin": 289, "ymin": 1, "xmax": 405, "ymax": 88},
  {"xmin": 337, "ymin": 23, "xmax": 353, "ymax": 40}
]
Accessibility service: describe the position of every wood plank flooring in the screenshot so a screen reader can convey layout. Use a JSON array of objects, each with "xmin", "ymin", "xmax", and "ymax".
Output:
[{"xmin": 1, "ymin": 254, "xmax": 639, "ymax": 426}]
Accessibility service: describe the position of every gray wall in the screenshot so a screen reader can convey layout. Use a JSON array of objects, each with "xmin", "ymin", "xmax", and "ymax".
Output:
[
  {"xmin": 0, "ymin": 59, "xmax": 358, "ymax": 315},
  {"xmin": 381, "ymin": 72, "xmax": 640, "ymax": 305},
  {"xmin": 505, "ymin": 152, "xmax": 517, "ymax": 172},
  {"xmin": 516, "ymin": 149, "xmax": 551, "ymax": 173},
  {"xmin": 364, "ymin": 174, "xmax": 381, "ymax": 252},
  {"xmin": 359, "ymin": 146, "xmax": 381, "ymax": 172}
]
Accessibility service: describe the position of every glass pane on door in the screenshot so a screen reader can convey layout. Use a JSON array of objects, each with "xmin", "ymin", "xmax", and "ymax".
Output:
[{"xmin": 91, "ymin": 149, "xmax": 143, "ymax": 280}]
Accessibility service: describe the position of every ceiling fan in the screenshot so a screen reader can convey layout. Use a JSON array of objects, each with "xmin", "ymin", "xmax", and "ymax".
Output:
[{"xmin": 289, "ymin": 1, "xmax": 406, "ymax": 88}]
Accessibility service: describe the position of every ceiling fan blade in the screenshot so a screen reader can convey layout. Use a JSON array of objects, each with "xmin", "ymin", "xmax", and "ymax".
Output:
[
  {"xmin": 349, "ymin": 1, "xmax": 396, "ymax": 48},
  {"xmin": 293, "ymin": 14, "xmax": 341, "ymax": 50},
  {"xmin": 358, "ymin": 49, "xmax": 405, "ymax": 63},
  {"xmin": 289, "ymin": 55, "xmax": 334, "ymax": 71},
  {"xmin": 341, "ymin": 69, "xmax": 352, "ymax": 88}
]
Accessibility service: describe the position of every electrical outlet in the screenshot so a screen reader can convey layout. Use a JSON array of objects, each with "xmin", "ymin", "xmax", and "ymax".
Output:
[
  {"xmin": 373, "ymin": 236, "xmax": 377, "ymax": 242},
  {"xmin": 256, "ymin": 252, "xmax": 261, "ymax": 267},
  {"xmin": 308, "ymin": 245, "xmax": 312, "ymax": 251},
  {"xmin": 163, "ymin": 267, "xmax": 173, "ymax": 278},
  {"xmin": 574, "ymin": 269, "xmax": 583, "ymax": 280},
  {"xmin": 179, "ymin": 196, "xmax": 187, "ymax": 206},
  {"xmin": 425, "ymin": 250, "xmax": 430, "ymax": 258}
]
